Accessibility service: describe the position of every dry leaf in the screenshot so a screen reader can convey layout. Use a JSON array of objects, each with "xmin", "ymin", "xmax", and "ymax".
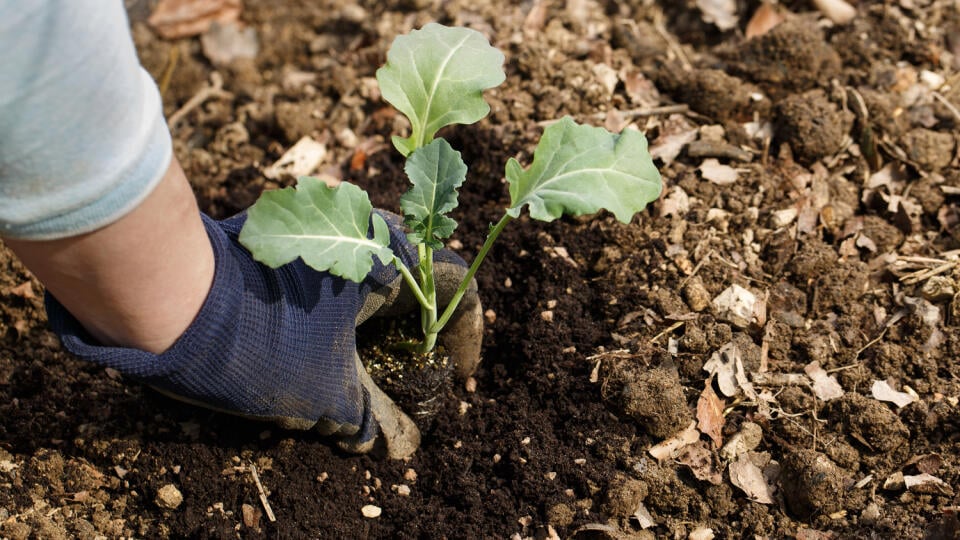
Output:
[
  {"xmin": 904, "ymin": 473, "xmax": 954, "ymax": 496},
  {"xmin": 660, "ymin": 186, "xmax": 691, "ymax": 218},
  {"xmin": 678, "ymin": 441, "xmax": 723, "ymax": 484},
  {"xmin": 200, "ymin": 21, "xmax": 258, "ymax": 65},
  {"xmin": 699, "ymin": 158, "xmax": 739, "ymax": 185},
  {"xmin": 745, "ymin": 3, "xmax": 786, "ymax": 39},
  {"xmin": 651, "ymin": 128, "xmax": 698, "ymax": 165},
  {"xmin": 712, "ymin": 285, "xmax": 758, "ymax": 329},
  {"xmin": 263, "ymin": 137, "xmax": 328, "ymax": 181},
  {"xmin": 871, "ymin": 380, "xmax": 917, "ymax": 408},
  {"xmin": 720, "ymin": 421, "xmax": 763, "ymax": 460},
  {"xmin": 728, "ymin": 454, "xmax": 775, "ymax": 504},
  {"xmin": 697, "ymin": 0, "xmax": 739, "ymax": 30},
  {"xmin": 905, "ymin": 453, "xmax": 943, "ymax": 475},
  {"xmin": 649, "ymin": 421, "xmax": 700, "ymax": 461},
  {"xmin": 811, "ymin": 0, "xmax": 856, "ymax": 24},
  {"xmin": 804, "ymin": 362, "xmax": 844, "ymax": 401},
  {"xmin": 704, "ymin": 344, "xmax": 740, "ymax": 397},
  {"xmin": 633, "ymin": 502, "xmax": 657, "ymax": 529},
  {"xmin": 697, "ymin": 383, "xmax": 725, "ymax": 448},
  {"xmin": 149, "ymin": 0, "xmax": 242, "ymax": 39}
]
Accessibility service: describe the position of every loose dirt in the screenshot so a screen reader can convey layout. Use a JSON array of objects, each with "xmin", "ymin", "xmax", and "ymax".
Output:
[{"xmin": 2, "ymin": 0, "xmax": 960, "ymax": 538}]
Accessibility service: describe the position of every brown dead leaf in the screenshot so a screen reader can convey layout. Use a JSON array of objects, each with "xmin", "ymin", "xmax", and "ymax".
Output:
[
  {"xmin": 804, "ymin": 361, "xmax": 844, "ymax": 401},
  {"xmin": 745, "ymin": 3, "xmax": 786, "ymax": 39},
  {"xmin": 149, "ymin": 0, "xmax": 242, "ymax": 40},
  {"xmin": 871, "ymin": 379, "xmax": 916, "ymax": 408},
  {"xmin": 697, "ymin": 0, "xmax": 738, "ymax": 30},
  {"xmin": 697, "ymin": 382, "xmax": 725, "ymax": 448},
  {"xmin": 649, "ymin": 420, "xmax": 699, "ymax": 461},
  {"xmin": 904, "ymin": 473, "xmax": 954, "ymax": 496},
  {"xmin": 811, "ymin": 0, "xmax": 856, "ymax": 24},
  {"xmin": 728, "ymin": 453, "xmax": 775, "ymax": 504},
  {"xmin": 678, "ymin": 440, "xmax": 723, "ymax": 484},
  {"xmin": 905, "ymin": 453, "xmax": 943, "ymax": 475}
]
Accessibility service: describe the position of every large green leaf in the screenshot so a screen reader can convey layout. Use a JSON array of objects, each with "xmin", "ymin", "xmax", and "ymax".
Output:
[
  {"xmin": 238, "ymin": 178, "xmax": 394, "ymax": 283},
  {"xmin": 376, "ymin": 23, "xmax": 505, "ymax": 156},
  {"xmin": 400, "ymin": 139, "xmax": 467, "ymax": 249},
  {"xmin": 506, "ymin": 117, "xmax": 662, "ymax": 223}
]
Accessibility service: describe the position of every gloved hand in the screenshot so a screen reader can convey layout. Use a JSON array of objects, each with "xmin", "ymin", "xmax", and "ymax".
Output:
[{"xmin": 45, "ymin": 209, "xmax": 483, "ymax": 459}]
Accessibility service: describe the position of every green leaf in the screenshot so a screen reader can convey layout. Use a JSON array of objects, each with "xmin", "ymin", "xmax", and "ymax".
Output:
[
  {"xmin": 399, "ymin": 139, "xmax": 467, "ymax": 249},
  {"xmin": 506, "ymin": 117, "xmax": 662, "ymax": 223},
  {"xmin": 376, "ymin": 23, "xmax": 505, "ymax": 155},
  {"xmin": 238, "ymin": 178, "xmax": 394, "ymax": 283}
]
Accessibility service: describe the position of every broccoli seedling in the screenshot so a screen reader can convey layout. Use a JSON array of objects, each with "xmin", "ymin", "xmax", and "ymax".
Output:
[{"xmin": 239, "ymin": 23, "xmax": 662, "ymax": 353}]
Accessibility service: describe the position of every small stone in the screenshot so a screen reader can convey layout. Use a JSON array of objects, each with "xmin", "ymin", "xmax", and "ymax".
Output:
[
  {"xmin": 155, "ymin": 484, "xmax": 183, "ymax": 510},
  {"xmin": 484, "ymin": 309, "xmax": 497, "ymax": 324},
  {"xmin": 458, "ymin": 401, "xmax": 471, "ymax": 416},
  {"xmin": 241, "ymin": 503, "xmax": 261, "ymax": 528},
  {"xmin": 547, "ymin": 299, "xmax": 558, "ymax": 309},
  {"xmin": 518, "ymin": 515, "xmax": 533, "ymax": 527},
  {"xmin": 465, "ymin": 377, "xmax": 477, "ymax": 393},
  {"xmin": 541, "ymin": 310, "xmax": 555, "ymax": 322},
  {"xmin": 403, "ymin": 468, "xmax": 418, "ymax": 482},
  {"xmin": 712, "ymin": 284, "xmax": 758, "ymax": 328},
  {"xmin": 861, "ymin": 502, "xmax": 881, "ymax": 524},
  {"xmin": 921, "ymin": 276, "xmax": 955, "ymax": 303},
  {"xmin": 682, "ymin": 276, "xmax": 712, "ymax": 312},
  {"xmin": 361, "ymin": 505, "xmax": 382, "ymax": 518},
  {"xmin": 317, "ymin": 472, "xmax": 329, "ymax": 483},
  {"xmin": 392, "ymin": 484, "xmax": 411, "ymax": 496},
  {"xmin": 504, "ymin": 277, "xmax": 513, "ymax": 288}
]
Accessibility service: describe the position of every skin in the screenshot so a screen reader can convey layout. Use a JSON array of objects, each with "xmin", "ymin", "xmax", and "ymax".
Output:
[{"xmin": 3, "ymin": 157, "xmax": 214, "ymax": 354}]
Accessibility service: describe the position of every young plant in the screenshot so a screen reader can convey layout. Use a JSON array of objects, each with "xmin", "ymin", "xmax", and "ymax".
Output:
[{"xmin": 239, "ymin": 23, "xmax": 662, "ymax": 353}]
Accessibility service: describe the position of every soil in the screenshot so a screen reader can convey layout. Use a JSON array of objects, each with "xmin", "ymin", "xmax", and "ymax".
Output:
[{"xmin": 3, "ymin": 0, "xmax": 960, "ymax": 538}]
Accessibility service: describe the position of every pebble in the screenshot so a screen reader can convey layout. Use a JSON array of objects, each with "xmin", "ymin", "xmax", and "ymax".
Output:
[
  {"xmin": 361, "ymin": 504, "xmax": 382, "ymax": 518},
  {"xmin": 403, "ymin": 468, "xmax": 418, "ymax": 483},
  {"xmin": 392, "ymin": 484, "xmax": 411, "ymax": 496},
  {"xmin": 682, "ymin": 277, "xmax": 711, "ymax": 312},
  {"xmin": 484, "ymin": 309, "xmax": 497, "ymax": 324},
  {"xmin": 465, "ymin": 377, "xmax": 477, "ymax": 393},
  {"xmin": 155, "ymin": 484, "xmax": 183, "ymax": 510}
]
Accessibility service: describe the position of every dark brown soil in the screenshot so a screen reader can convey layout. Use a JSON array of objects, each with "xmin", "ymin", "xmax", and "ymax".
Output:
[{"xmin": 3, "ymin": 0, "xmax": 960, "ymax": 538}]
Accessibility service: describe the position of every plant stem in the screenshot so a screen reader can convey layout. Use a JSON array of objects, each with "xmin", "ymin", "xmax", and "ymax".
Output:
[
  {"xmin": 431, "ymin": 213, "xmax": 513, "ymax": 334},
  {"xmin": 393, "ymin": 258, "xmax": 432, "ymax": 312},
  {"xmin": 418, "ymin": 244, "xmax": 439, "ymax": 353}
]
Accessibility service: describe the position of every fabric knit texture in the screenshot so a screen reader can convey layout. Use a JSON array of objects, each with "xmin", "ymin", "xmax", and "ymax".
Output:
[{"xmin": 45, "ymin": 210, "xmax": 421, "ymax": 442}]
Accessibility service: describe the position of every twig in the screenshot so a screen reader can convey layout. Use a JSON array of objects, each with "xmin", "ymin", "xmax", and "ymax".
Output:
[
  {"xmin": 249, "ymin": 463, "xmax": 277, "ymax": 523},
  {"xmin": 158, "ymin": 44, "xmax": 180, "ymax": 98},
  {"xmin": 932, "ymin": 92, "xmax": 960, "ymax": 124},
  {"xmin": 652, "ymin": 11, "xmax": 692, "ymax": 70},
  {"xmin": 588, "ymin": 104, "xmax": 690, "ymax": 120},
  {"xmin": 537, "ymin": 104, "xmax": 691, "ymax": 127},
  {"xmin": 678, "ymin": 249, "xmax": 714, "ymax": 289},
  {"xmin": 900, "ymin": 261, "xmax": 957, "ymax": 285},
  {"xmin": 167, "ymin": 72, "xmax": 234, "ymax": 130},
  {"xmin": 855, "ymin": 327, "xmax": 889, "ymax": 358},
  {"xmin": 650, "ymin": 321, "xmax": 685, "ymax": 344}
]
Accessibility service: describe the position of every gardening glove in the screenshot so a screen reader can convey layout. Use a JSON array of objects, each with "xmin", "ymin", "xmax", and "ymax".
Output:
[
  {"xmin": 357, "ymin": 210, "xmax": 484, "ymax": 380},
  {"xmin": 44, "ymin": 209, "xmax": 474, "ymax": 459}
]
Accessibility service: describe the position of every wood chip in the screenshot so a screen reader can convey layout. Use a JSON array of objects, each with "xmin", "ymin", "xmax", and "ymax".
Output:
[{"xmin": 249, "ymin": 463, "xmax": 276, "ymax": 522}]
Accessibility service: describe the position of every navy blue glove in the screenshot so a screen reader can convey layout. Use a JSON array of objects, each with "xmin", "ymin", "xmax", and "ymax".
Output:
[{"xmin": 45, "ymin": 209, "xmax": 481, "ymax": 458}]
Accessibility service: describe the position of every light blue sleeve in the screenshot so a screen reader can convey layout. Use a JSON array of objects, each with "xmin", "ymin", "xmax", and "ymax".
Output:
[{"xmin": 0, "ymin": 1, "xmax": 172, "ymax": 240}]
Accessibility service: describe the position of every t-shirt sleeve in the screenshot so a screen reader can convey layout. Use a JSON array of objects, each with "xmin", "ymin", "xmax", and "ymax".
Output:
[{"xmin": 0, "ymin": 1, "xmax": 172, "ymax": 240}]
